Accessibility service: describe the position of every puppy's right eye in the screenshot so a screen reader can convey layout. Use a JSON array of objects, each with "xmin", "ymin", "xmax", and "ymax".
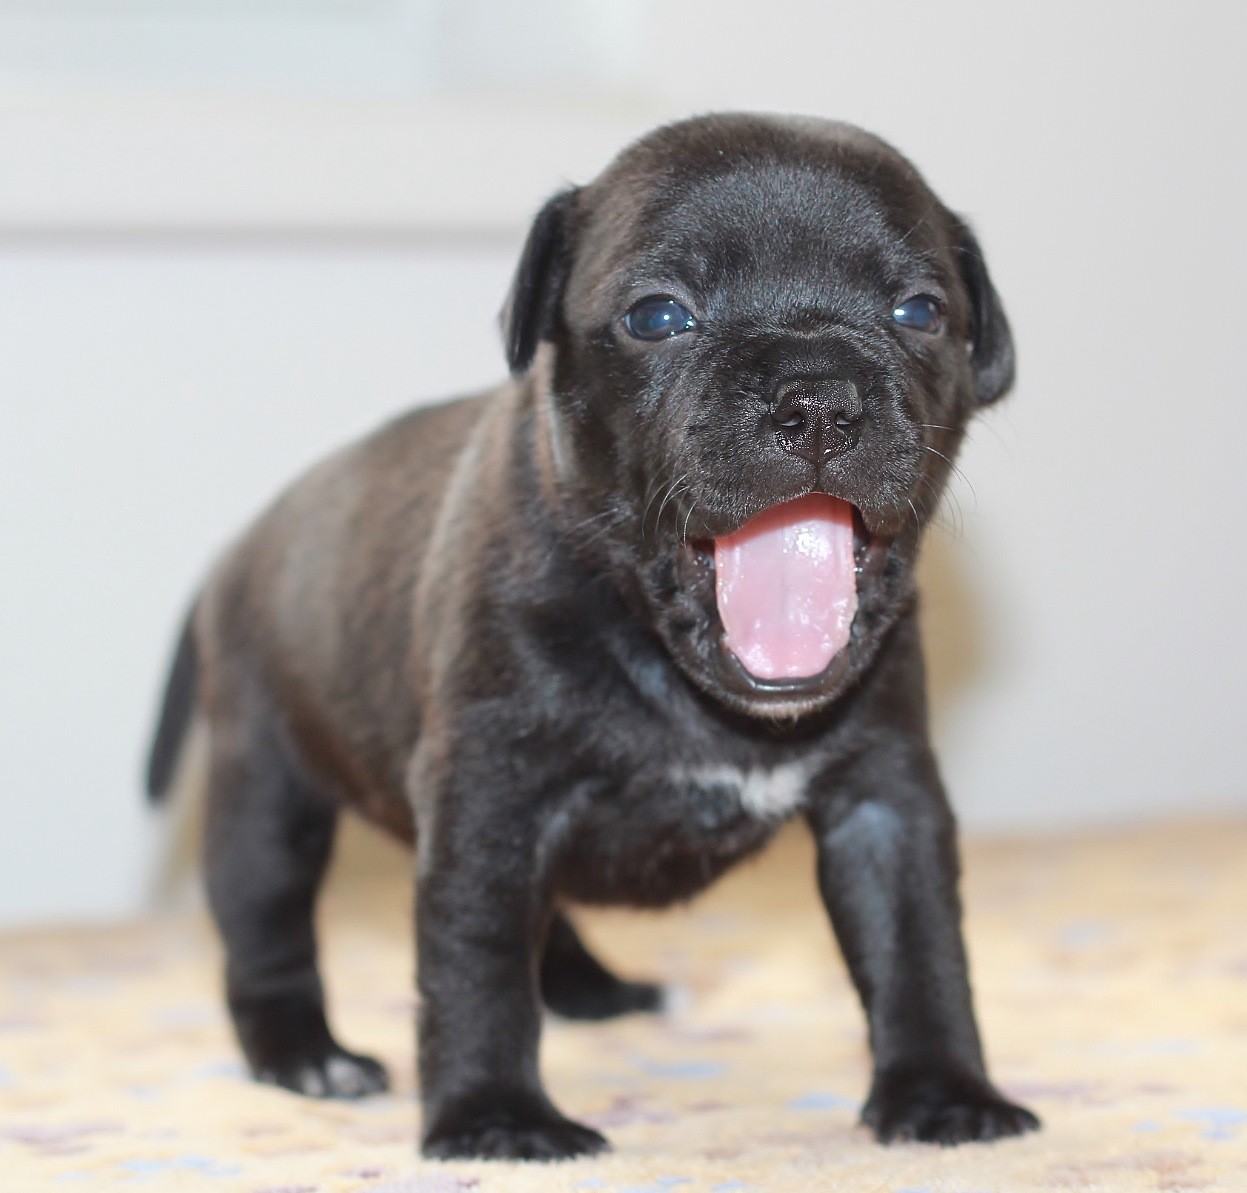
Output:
[{"xmin": 625, "ymin": 297, "xmax": 697, "ymax": 341}]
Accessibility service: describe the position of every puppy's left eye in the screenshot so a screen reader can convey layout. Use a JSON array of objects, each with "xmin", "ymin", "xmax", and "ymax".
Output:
[
  {"xmin": 892, "ymin": 294, "xmax": 943, "ymax": 333},
  {"xmin": 625, "ymin": 297, "xmax": 698, "ymax": 340}
]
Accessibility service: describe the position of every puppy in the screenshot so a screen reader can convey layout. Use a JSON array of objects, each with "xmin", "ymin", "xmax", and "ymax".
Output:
[{"xmin": 147, "ymin": 113, "xmax": 1039, "ymax": 1159}]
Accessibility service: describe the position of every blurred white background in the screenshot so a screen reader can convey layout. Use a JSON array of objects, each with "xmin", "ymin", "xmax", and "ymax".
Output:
[{"xmin": 1, "ymin": 1, "xmax": 1244, "ymax": 926}]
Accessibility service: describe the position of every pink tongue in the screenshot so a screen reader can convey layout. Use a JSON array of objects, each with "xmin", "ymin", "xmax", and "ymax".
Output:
[{"xmin": 714, "ymin": 495, "xmax": 858, "ymax": 680}]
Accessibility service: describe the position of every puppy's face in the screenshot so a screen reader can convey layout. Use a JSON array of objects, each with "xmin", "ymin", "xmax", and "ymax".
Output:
[{"xmin": 507, "ymin": 115, "xmax": 1014, "ymax": 719}]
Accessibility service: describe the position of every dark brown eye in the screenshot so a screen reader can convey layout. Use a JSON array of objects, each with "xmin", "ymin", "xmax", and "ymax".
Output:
[{"xmin": 892, "ymin": 294, "xmax": 943, "ymax": 333}]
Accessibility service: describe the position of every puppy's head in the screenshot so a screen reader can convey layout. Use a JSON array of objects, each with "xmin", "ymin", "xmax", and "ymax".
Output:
[{"xmin": 505, "ymin": 113, "xmax": 1014, "ymax": 719}]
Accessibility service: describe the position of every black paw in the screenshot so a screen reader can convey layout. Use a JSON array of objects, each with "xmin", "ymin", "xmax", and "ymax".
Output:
[
  {"xmin": 863, "ymin": 1067, "xmax": 1040, "ymax": 1145},
  {"xmin": 255, "ymin": 1042, "xmax": 390, "ymax": 1099},
  {"xmin": 540, "ymin": 914, "xmax": 665, "ymax": 1021},
  {"xmin": 544, "ymin": 974, "xmax": 665, "ymax": 1021},
  {"xmin": 231, "ymin": 992, "xmax": 390, "ymax": 1099},
  {"xmin": 541, "ymin": 912, "xmax": 668, "ymax": 1022},
  {"xmin": 423, "ymin": 1095, "xmax": 609, "ymax": 1161}
]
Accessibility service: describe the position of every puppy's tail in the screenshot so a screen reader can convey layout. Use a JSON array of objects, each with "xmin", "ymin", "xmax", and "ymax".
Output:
[{"xmin": 145, "ymin": 609, "xmax": 199, "ymax": 804}]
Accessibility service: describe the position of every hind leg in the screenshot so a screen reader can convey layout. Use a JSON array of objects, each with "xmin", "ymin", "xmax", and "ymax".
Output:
[
  {"xmin": 540, "ymin": 912, "xmax": 664, "ymax": 1021},
  {"xmin": 204, "ymin": 706, "xmax": 388, "ymax": 1099}
]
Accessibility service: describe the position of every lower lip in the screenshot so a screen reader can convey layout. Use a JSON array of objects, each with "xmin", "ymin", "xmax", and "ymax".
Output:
[{"xmin": 717, "ymin": 635, "xmax": 855, "ymax": 694}]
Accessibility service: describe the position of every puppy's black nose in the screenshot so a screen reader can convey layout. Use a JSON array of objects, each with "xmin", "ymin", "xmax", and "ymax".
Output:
[{"xmin": 768, "ymin": 375, "xmax": 863, "ymax": 464}]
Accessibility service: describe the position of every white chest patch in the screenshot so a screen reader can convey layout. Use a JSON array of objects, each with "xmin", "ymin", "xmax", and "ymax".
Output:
[{"xmin": 679, "ymin": 761, "xmax": 812, "ymax": 819}]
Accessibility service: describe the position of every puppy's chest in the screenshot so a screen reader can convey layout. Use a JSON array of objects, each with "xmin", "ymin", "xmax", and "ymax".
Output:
[{"xmin": 555, "ymin": 758, "xmax": 817, "ymax": 906}]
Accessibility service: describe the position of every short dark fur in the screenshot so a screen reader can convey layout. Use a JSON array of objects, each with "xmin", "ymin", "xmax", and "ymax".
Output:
[{"xmin": 148, "ymin": 113, "xmax": 1038, "ymax": 1159}]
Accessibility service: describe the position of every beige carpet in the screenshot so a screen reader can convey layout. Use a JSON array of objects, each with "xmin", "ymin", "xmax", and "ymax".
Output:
[{"xmin": 3, "ymin": 818, "xmax": 1247, "ymax": 1192}]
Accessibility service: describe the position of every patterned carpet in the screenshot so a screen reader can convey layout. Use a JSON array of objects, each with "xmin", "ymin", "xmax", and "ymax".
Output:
[{"xmin": 3, "ymin": 817, "xmax": 1247, "ymax": 1192}]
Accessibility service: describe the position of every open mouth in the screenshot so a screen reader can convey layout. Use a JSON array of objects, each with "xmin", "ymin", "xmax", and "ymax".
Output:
[{"xmin": 687, "ymin": 496, "xmax": 884, "ymax": 688}]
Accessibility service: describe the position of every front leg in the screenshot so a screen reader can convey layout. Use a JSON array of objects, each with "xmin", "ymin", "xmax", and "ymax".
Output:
[
  {"xmin": 413, "ymin": 751, "xmax": 607, "ymax": 1161},
  {"xmin": 808, "ymin": 742, "xmax": 1039, "ymax": 1145}
]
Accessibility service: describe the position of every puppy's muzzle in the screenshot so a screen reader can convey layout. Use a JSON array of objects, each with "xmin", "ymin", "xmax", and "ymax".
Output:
[{"xmin": 768, "ymin": 375, "xmax": 863, "ymax": 464}]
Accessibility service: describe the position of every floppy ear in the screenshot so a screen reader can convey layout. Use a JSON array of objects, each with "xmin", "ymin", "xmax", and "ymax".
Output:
[
  {"xmin": 502, "ymin": 187, "xmax": 580, "ymax": 376},
  {"xmin": 954, "ymin": 221, "xmax": 1015, "ymax": 405}
]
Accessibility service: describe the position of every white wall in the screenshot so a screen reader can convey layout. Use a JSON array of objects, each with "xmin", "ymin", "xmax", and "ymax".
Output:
[
  {"xmin": 0, "ymin": 242, "xmax": 521, "ymax": 925},
  {"xmin": 1, "ymin": 2, "xmax": 1244, "ymax": 925}
]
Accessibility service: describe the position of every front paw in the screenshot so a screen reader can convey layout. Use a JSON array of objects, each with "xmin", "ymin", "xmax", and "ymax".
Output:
[
  {"xmin": 423, "ymin": 1092, "xmax": 609, "ymax": 1161},
  {"xmin": 863, "ymin": 1066, "xmax": 1040, "ymax": 1145}
]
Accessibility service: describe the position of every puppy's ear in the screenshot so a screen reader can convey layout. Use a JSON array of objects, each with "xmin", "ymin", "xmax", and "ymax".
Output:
[
  {"xmin": 954, "ymin": 221, "xmax": 1015, "ymax": 405},
  {"xmin": 502, "ymin": 187, "xmax": 580, "ymax": 376}
]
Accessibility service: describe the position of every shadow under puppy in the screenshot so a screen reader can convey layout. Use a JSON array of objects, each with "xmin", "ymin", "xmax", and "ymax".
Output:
[{"xmin": 147, "ymin": 113, "xmax": 1039, "ymax": 1159}]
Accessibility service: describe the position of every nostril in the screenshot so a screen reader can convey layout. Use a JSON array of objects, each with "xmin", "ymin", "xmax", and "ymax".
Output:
[
  {"xmin": 769, "ymin": 395, "xmax": 807, "ymax": 433},
  {"xmin": 771, "ymin": 407, "xmax": 806, "ymax": 432},
  {"xmin": 830, "ymin": 379, "xmax": 863, "ymax": 427}
]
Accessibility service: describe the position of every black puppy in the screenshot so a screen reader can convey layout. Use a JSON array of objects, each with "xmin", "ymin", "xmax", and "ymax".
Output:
[{"xmin": 147, "ymin": 113, "xmax": 1038, "ymax": 1159}]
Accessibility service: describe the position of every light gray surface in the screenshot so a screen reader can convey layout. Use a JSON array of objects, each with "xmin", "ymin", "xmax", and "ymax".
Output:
[{"xmin": 1, "ymin": 3, "xmax": 1244, "ymax": 925}]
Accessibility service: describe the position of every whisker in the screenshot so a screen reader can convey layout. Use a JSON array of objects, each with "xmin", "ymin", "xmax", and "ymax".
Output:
[
  {"xmin": 969, "ymin": 413, "xmax": 1011, "ymax": 451},
  {"xmin": 897, "ymin": 215, "xmax": 926, "ymax": 245},
  {"xmin": 641, "ymin": 466, "xmax": 681, "ymax": 540},
  {"xmin": 680, "ymin": 498, "xmax": 698, "ymax": 546},
  {"xmin": 912, "ymin": 470, "xmax": 964, "ymax": 542},
  {"xmin": 655, "ymin": 472, "xmax": 691, "ymax": 533},
  {"xmin": 536, "ymin": 505, "xmax": 616, "ymax": 576},
  {"xmin": 567, "ymin": 507, "xmax": 619, "ymax": 536},
  {"xmin": 918, "ymin": 419, "xmax": 1012, "ymax": 456},
  {"xmin": 922, "ymin": 444, "xmax": 978, "ymax": 513},
  {"xmin": 664, "ymin": 484, "xmax": 695, "ymax": 536},
  {"xmin": 645, "ymin": 472, "xmax": 678, "ymax": 525},
  {"xmin": 574, "ymin": 508, "xmax": 630, "ymax": 552}
]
